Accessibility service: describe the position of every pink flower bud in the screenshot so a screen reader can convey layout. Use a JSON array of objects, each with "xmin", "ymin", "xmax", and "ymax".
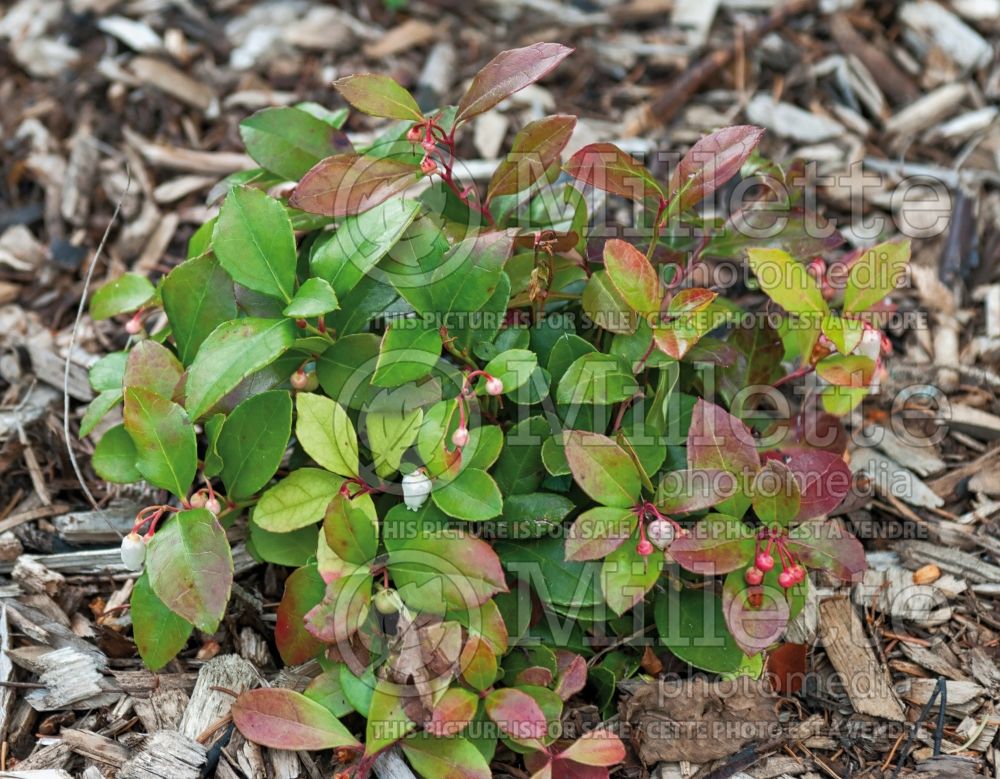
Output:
[
  {"xmin": 205, "ymin": 497, "xmax": 221, "ymax": 515},
  {"xmin": 420, "ymin": 156, "xmax": 437, "ymax": 175},
  {"xmin": 125, "ymin": 315, "xmax": 143, "ymax": 335},
  {"xmin": 291, "ymin": 370, "xmax": 309, "ymax": 390},
  {"xmin": 636, "ymin": 538, "xmax": 654, "ymax": 556},
  {"xmin": 646, "ymin": 519, "xmax": 675, "ymax": 550},
  {"xmin": 406, "ymin": 125, "xmax": 423, "ymax": 143},
  {"xmin": 744, "ymin": 567, "xmax": 764, "ymax": 586},
  {"xmin": 189, "ymin": 492, "xmax": 208, "ymax": 509},
  {"xmin": 755, "ymin": 552, "xmax": 774, "ymax": 572},
  {"xmin": 485, "ymin": 376, "xmax": 504, "ymax": 396},
  {"xmin": 778, "ymin": 570, "xmax": 795, "ymax": 589},
  {"xmin": 120, "ymin": 532, "xmax": 147, "ymax": 571},
  {"xmin": 451, "ymin": 427, "xmax": 469, "ymax": 448}
]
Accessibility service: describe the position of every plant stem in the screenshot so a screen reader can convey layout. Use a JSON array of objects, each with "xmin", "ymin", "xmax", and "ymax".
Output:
[{"xmin": 773, "ymin": 364, "xmax": 815, "ymax": 388}]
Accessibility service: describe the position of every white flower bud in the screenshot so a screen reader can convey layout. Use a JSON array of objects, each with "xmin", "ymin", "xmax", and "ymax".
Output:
[
  {"xmin": 121, "ymin": 532, "xmax": 147, "ymax": 571},
  {"xmin": 451, "ymin": 427, "xmax": 469, "ymax": 448},
  {"xmin": 205, "ymin": 497, "xmax": 221, "ymax": 515},
  {"xmin": 402, "ymin": 470, "xmax": 432, "ymax": 511},
  {"xmin": 485, "ymin": 376, "xmax": 504, "ymax": 396},
  {"xmin": 646, "ymin": 519, "xmax": 676, "ymax": 550}
]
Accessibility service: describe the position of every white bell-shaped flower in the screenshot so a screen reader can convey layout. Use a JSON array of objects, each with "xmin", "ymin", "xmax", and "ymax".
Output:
[
  {"xmin": 120, "ymin": 532, "xmax": 147, "ymax": 571},
  {"xmin": 402, "ymin": 470, "xmax": 432, "ymax": 511}
]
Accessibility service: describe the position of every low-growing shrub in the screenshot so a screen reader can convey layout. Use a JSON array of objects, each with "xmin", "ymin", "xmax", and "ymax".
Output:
[{"xmin": 84, "ymin": 42, "xmax": 907, "ymax": 778}]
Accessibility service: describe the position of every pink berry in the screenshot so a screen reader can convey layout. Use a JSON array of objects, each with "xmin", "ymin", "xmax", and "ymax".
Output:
[
  {"xmin": 744, "ymin": 567, "xmax": 764, "ymax": 586},
  {"xmin": 790, "ymin": 564, "xmax": 806, "ymax": 583},
  {"xmin": 205, "ymin": 497, "xmax": 221, "ymax": 515},
  {"xmin": 451, "ymin": 427, "xmax": 469, "ymax": 448},
  {"xmin": 755, "ymin": 552, "xmax": 774, "ymax": 572},
  {"xmin": 778, "ymin": 570, "xmax": 795, "ymax": 589},
  {"xmin": 485, "ymin": 376, "xmax": 504, "ymax": 396},
  {"xmin": 636, "ymin": 538, "xmax": 654, "ymax": 556},
  {"xmin": 291, "ymin": 370, "xmax": 309, "ymax": 390}
]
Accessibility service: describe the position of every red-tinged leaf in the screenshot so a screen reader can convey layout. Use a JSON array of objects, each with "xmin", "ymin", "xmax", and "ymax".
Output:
[
  {"xmin": 821, "ymin": 314, "xmax": 865, "ymax": 355},
  {"xmin": 560, "ymin": 729, "xmax": 626, "ymax": 767},
  {"xmin": 333, "ymin": 73, "xmax": 423, "ymax": 121},
  {"xmin": 722, "ymin": 568, "xmax": 790, "ymax": 656},
  {"xmin": 550, "ymin": 761, "xmax": 609, "ymax": 779},
  {"xmin": 515, "ymin": 666, "xmax": 554, "ymax": 687},
  {"xmin": 565, "ymin": 507, "xmax": 637, "ymax": 562},
  {"xmin": 488, "ymin": 114, "xmax": 577, "ymax": 199},
  {"xmin": 484, "ymin": 688, "xmax": 548, "ymax": 749},
  {"xmin": 656, "ymin": 469, "xmax": 738, "ymax": 514},
  {"xmin": 786, "ymin": 519, "xmax": 866, "ymax": 580},
  {"xmin": 124, "ymin": 340, "xmax": 183, "ymax": 400},
  {"xmin": 667, "ymin": 125, "xmax": 764, "ymax": 212},
  {"xmin": 746, "ymin": 248, "xmax": 828, "ymax": 318},
  {"xmin": 565, "ymin": 143, "xmax": 665, "ymax": 203},
  {"xmin": 303, "ymin": 570, "xmax": 373, "ymax": 643},
  {"xmin": 816, "ymin": 354, "xmax": 875, "ymax": 388},
  {"xmin": 456, "ymin": 43, "xmax": 573, "ymax": 123},
  {"xmin": 564, "ymin": 430, "xmax": 642, "ymax": 509},
  {"xmin": 146, "ymin": 509, "xmax": 232, "ymax": 632},
  {"xmin": 686, "ymin": 399, "xmax": 760, "ymax": 492},
  {"xmin": 289, "ymin": 154, "xmax": 418, "ymax": 217},
  {"xmin": 601, "ymin": 534, "xmax": 663, "ymax": 615},
  {"xmin": 553, "ymin": 651, "xmax": 587, "ymax": 701},
  {"xmin": 750, "ymin": 460, "xmax": 801, "ymax": 527},
  {"xmin": 275, "ymin": 564, "xmax": 326, "ymax": 665},
  {"xmin": 668, "ymin": 288, "xmax": 717, "ymax": 315},
  {"xmin": 781, "ymin": 450, "xmax": 852, "ymax": 519},
  {"xmin": 426, "ymin": 688, "xmax": 478, "ymax": 737},
  {"xmin": 669, "ymin": 514, "xmax": 755, "ymax": 575},
  {"xmin": 459, "ymin": 636, "xmax": 498, "ymax": 691},
  {"xmin": 766, "ymin": 643, "xmax": 808, "ymax": 694},
  {"xmin": 232, "ymin": 688, "xmax": 360, "ymax": 751},
  {"xmin": 603, "ymin": 238, "xmax": 662, "ymax": 315},
  {"xmin": 366, "ymin": 678, "xmax": 415, "ymax": 754},
  {"xmin": 651, "ymin": 291, "xmax": 720, "ymax": 359}
]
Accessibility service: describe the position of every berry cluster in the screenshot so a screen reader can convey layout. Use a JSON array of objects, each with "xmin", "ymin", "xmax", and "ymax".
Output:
[
  {"xmin": 745, "ymin": 528, "xmax": 805, "ymax": 589},
  {"xmin": 449, "ymin": 369, "xmax": 504, "ymax": 453},
  {"xmin": 634, "ymin": 502, "xmax": 686, "ymax": 557}
]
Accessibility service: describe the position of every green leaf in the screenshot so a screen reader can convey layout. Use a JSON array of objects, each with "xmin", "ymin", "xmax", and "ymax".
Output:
[
  {"xmin": 366, "ymin": 407, "xmax": 423, "ymax": 478},
  {"xmin": 388, "ymin": 529, "xmax": 508, "ymax": 614},
  {"xmin": 214, "ymin": 186, "xmax": 297, "ymax": 302},
  {"xmin": 333, "ymin": 74, "xmax": 423, "ymax": 121},
  {"xmin": 88, "ymin": 351, "xmax": 127, "ymax": 392},
  {"xmin": 323, "ymin": 494, "xmax": 377, "ymax": 565},
  {"xmin": 311, "ymin": 198, "xmax": 421, "ymax": 297},
  {"xmin": 248, "ymin": 521, "xmax": 317, "ymax": 567},
  {"xmin": 492, "ymin": 493, "xmax": 574, "ymax": 540},
  {"xmin": 147, "ymin": 509, "xmax": 233, "ymax": 632},
  {"xmin": 821, "ymin": 314, "xmax": 865, "ymax": 355},
  {"xmin": 843, "ymin": 240, "xmax": 910, "ymax": 314},
  {"xmin": 218, "ymin": 390, "xmax": 292, "ymax": 499},
  {"xmin": 601, "ymin": 533, "xmax": 663, "ymax": 615},
  {"xmin": 746, "ymin": 248, "xmax": 828, "ymax": 320},
  {"xmin": 123, "ymin": 340, "xmax": 183, "ymax": 399},
  {"xmin": 556, "ymin": 353, "xmax": 637, "ymax": 406},
  {"xmin": 816, "ymin": 353, "xmax": 875, "ymax": 388},
  {"xmin": 373, "ymin": 322, "xmax": 442, "ymax": 388},
  {"xmin": 304, "ymin": 670, "xmax": 355, "ymax": 718},
  {"xmin": 92, "ymin": 424, "xmax": 141, "ymax": 483},
  {"xmin": 131, "ymin": 571, "xmax": 192, "ymax": 671},
  {"xmin": 161, "ymin": 256, "xmax": 237, "ymax": 365},
  {"xmin": 255, "ymin": 468, "xmax": 343, "ymax": 532},
  {"xmin": 366, "ymin": 678, "xmax": 416, "ymax": 754},
  {"xmin": 750, "ymin": 460, "xmax": 801, "ymax": 527},
  {"xmin": 316, "ymin": 333, "xmax": 380, "ymax": 411},
  {"xmin": 240, "ymin": 106, "xmax": 350, "ymax": 181},
  {"xmin": 479, "ymin": 349, "xmax": 538, "ymax": 396},
  {"xmin": 304, "ymin": 570, "xmax": 373, "ymax": 643},
  {"xmin": 564, "ymin": 430, "xmax": 641, "ymax": 508},
  {"xmin": 581, "ymin": 271, "xmax": 636, "ymax": 334},
  {"xmin": 79, "ymin": 389, "xmax": 122, "ymax": 438},
  {"xmin": 603, "ymin": 238, "xmax": 662, "ymax": 314},
  {"xmin": 232, "ymin": 688, "xmax": 360, "ymax": 751},
  {"xmin": 402, "ymin": 735, "xmax": 491, "ymax": 779},
  {"xmin": 491, "ymin": 415, "xmax": 548, "ymax": 494},
  {"xmin": 655, "ymin": 585, "xmax": 754, "ymax": 674},
  {"xmin": 185, "ymin": 318, "xmax": 296, "ymax": 420},
  {"xmin": 90, "ymin": 273, "xmax": 155, "ymax": 320},
  {"xmin": 295, "ymin": 393, "xmax": 359, "ymax": 477},
  {"xmin": 432, "ymin": 468, "xmax": 503, "ymax": 521},
  {"xmin": 282, "ymin": 278, "xmax": 340, "ymax": 318},
  {"xmin": 123, "ymin": 387, "xmax": 197, "ymax": 499}
]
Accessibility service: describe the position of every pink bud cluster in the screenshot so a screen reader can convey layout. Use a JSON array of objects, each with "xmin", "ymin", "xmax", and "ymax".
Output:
[
  {"xmin": 449, "ymin": 370, "xmax": 504, "ymax": 454},
  {"xmin": 634, "ymin": 501, "xmax": 686, "ymax": 557},
  {"xmin": 745, "ymin": 529, "xmax": 805, "ymax": 589}
]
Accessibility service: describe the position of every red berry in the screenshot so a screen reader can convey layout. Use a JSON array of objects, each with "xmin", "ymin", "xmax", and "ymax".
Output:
[
  {"xmin": 744, "ymin": 567, "xmax": 764, "ymax": 586},
  {"xmin": 295, "ymin": 319, "xmax": 307, "ymax": 329},
  {"xmin": 778, "ymin": 570, "xmax": 795, "ymax": 589},
  {"xmin": 636, "ymin": 539, "xmax": 654, "ymax": 556},
  {"xmin": 755, "ymin": 552, "xmax": 774, "ymax": 572},
  {"xmin": 790, "ymin": 564, "xmax": 806, "ymax": 583}
]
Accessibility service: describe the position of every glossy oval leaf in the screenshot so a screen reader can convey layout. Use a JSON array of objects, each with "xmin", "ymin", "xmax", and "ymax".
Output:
[
  {"xmin": 669, "ymin": 514, "xmax": 756, "ymax": 575},
  {"xmin": 603, "ymin": 238, "xmax": 661, "ymax": 315},
  {"xmin": 131, "ymin": 570, "xmax": 192, "ymax": 671},
  {"xmin": 295, "ymin": 393, "xmax": 359, "ymax": 478},
  {"xmin": 289, "ymin": 154, "xmax": 419, "ymax": 218},
  {"xmin": 123, "ymin": 387, "xmax": 197, "ymax": 499},
  {"xmin": 232, "ymin": 688, "xmax": 360, "ymax": 751},
  {"xmin": 402, "ymin": 734, "xmax": 491, "ymax": 779},
  {"xmin": 432, "ymin": 467, "xmax": 503, "ymax": 521},
  {"xmin": 565, "ymin": 143, "xmax": 664, "ymax": 203},
  {"xmin": 564, "ymin": 430, "xmax": 641, "ymax": 508},
  {"xmin": 90, "ymin": 273, "xmax": 155, "ymax": 320},
  {"xmin": 334, "ymin": 73, "xmax": 423, "ymax": 121},
  {"xmin": 218, "ymin": 390, "xmax": 293, "ymax": 499},
  {"xmin": 162, "ymin": 256, "xmax": 238, "ymax": 366},
  {"xmin": 240, "ymin": 106, "xmax": 351, "ymax": 181},
  {"xmin": 255, "ymin": 468, "xmax": 343, "ymax": 532},
  {"xmin": 488, "ymin": 114, "xmax": 577, "ymax": 199}
]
